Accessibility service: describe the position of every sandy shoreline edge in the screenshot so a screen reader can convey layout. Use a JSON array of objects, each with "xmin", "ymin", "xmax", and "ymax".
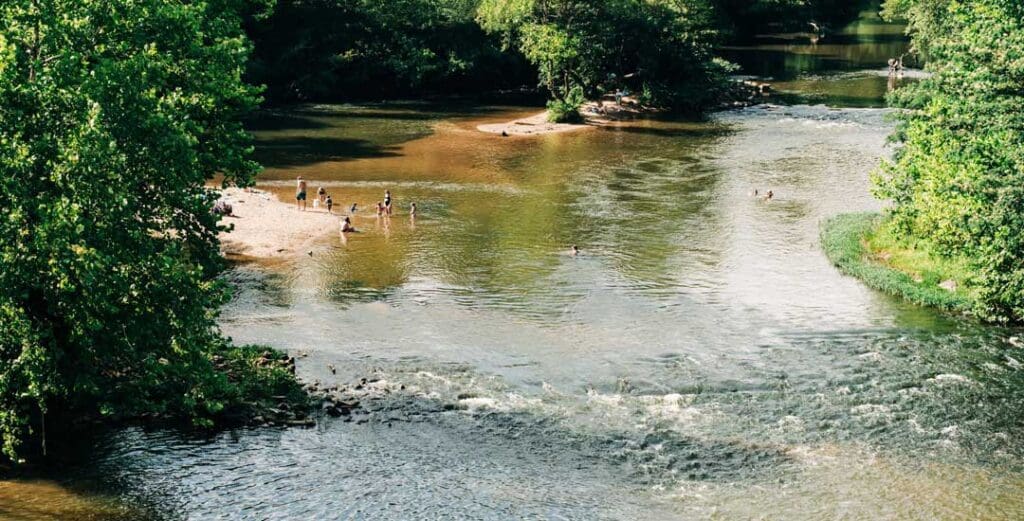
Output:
[
  {"xmin": 477, "ymin": 100, "xmax": 652, "ymax": 136},
  {"xmin": 218, "ymin": 187, "xmax": 338, "ymax": 259}
]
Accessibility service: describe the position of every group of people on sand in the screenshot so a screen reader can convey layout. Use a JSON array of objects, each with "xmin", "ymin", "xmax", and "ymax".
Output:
[{"xmin": 295, "ymin": 176, "xmax": 415, "ymax": 235}]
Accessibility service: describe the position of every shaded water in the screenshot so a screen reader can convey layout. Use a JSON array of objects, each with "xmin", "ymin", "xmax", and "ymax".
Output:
[{"xmin": 6, "ymin": 7, "xmax": 1024, "ymax": 521}]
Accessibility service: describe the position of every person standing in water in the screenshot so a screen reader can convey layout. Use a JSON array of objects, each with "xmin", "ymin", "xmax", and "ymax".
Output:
[
  {"xmin": 325, "ymin": 194, "xmax": 333, "ymax": 214},
  {"xmin": 376, "ymin": 201, "xmax": 384, "ymax": 217},
  {"xmin": 384, "ymin": 190, "xmax": 393, "ymax": 216},
  {"xmin": 409, "ymin": 202, "xmax": 417, "ymax": 217},
  {"xmin": 296, "ymin": 176, "xmax": 307, "ymax": 211}
]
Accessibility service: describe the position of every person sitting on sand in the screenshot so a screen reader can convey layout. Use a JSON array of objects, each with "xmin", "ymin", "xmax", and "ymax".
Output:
[
  {"xmin": 325, "ymin": 195, "xmax": 333, "ymax": 214},
  {"xmin": 212, "ymin": 200, "xmax": 233, "ymax": 216},
  {"xmin": 384, "ymin": 190, "xmax": 393, "ymax": 215},
  {"xmin": 340, "ymin": 216, "xmax": 356, "ymax": 233},
  {"xmin": 296, "ymin": 176, "xmax": 308, "ymax": 211}
]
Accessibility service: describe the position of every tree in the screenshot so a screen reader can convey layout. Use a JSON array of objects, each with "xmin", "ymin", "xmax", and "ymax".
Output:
[
  {"xmin": 477, "ymin": 0, "xmax": 733, "ymax": 117},
  {"xmin": 872, "ymin": 0, "xmax": 1024, "ymax": 321},
  {"xmin": 0, "ymin": 0, "xmax": 261, "ymax": 459}
]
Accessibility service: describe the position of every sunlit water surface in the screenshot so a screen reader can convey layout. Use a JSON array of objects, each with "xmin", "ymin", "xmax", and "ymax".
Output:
[{"xmin": 5, "ymin": 7, "xmax": 1024, "ymax": 521}]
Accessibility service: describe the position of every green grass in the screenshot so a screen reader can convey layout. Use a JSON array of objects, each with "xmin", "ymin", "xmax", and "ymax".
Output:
[{"xmin": 820, "ymin": 212, "xmax": 975, "ymax": 314}]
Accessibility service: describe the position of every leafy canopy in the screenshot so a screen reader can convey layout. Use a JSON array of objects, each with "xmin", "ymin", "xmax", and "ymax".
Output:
[
  {"xmin": 0, "ymin": 0, "xmax": 260, "ymax": 459},
  {"xmin": 873, "ymin": 0, "xmax": 1024, "ymax": 321},
  {"xmin": 477, "ymin": 0, "xmax": 734, "ymax": 113}
]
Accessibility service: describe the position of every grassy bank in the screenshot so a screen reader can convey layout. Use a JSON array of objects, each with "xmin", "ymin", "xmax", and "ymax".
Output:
[{"xmin": 820, "ymin": 213, "xmax": 975, "ymax": 314}]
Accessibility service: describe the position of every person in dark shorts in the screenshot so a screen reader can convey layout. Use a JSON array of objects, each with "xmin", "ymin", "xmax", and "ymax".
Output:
[
  {"xmin": 384, "ymin": 190, "xmax": 393, "ymax": 215},
  {"xmin": 296, "ymin": 176, "xmax": 308, "ymax": 211},
  {"xmin": 325, "ymin": 195, "xmax": 333, "ymax": 214}
]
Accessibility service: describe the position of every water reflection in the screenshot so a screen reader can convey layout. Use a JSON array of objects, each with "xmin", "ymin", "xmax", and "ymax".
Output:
[{"xmin": 724, "ymin": 5, "xmax": 915, "ymax": 107}]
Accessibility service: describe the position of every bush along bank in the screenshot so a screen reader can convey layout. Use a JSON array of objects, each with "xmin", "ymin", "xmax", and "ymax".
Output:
[
  {"xmin": 820, "ymin": 213, "xmax": 975, "ymax": 315},
  {"xmin": 2, "ymin": 344, "xmax": 316, "ymax": 466}
]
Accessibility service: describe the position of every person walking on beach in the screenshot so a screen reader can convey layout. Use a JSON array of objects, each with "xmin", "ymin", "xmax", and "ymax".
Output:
[
  {"xmin": 296, "ymin": 176, "xmax": 308, "ymax": 211},
  {"xmin": 384, "ymin": 190, "xmax": 393, "ymax": 216},
  {"xmin": 317, "ymin": 186, "xmax": 326, "ymax": 205},
  {"xmin": 325, "ymin": 195, "xmax": 334, "ymax": 214}
]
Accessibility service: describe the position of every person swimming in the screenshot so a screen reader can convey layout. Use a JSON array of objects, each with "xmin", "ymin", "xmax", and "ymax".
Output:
[
  {"xmin": 571, "ymin": 244, "xmax": 579, "ymax": 256},
  {"xmin": 340, "ymin": 216, "xmax": 356, "ymax": 232},
  {"xmin": 766, "ymin": 190, "xmax": 774, "ymax": 200}
]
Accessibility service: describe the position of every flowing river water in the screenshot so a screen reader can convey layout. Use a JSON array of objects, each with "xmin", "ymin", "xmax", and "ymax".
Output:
[{"xmin": 5, "ymin": 6, "xmax": 1024, "ymax": 521}]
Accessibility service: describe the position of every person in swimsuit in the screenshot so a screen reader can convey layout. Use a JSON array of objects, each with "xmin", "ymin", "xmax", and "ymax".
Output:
[
  {"xmin": 317, "ymin": 186, "xmax": 326, "ymax": 204},
  {"xmin": 325, "ymin": 195, "xmax": 333, "ymax": 214},
  {"xmin": 296, "ymin": 176, "xmax": 307, "ymax": 211},
  {"xmin": 409, "ymin": 202, "xmax": 417, "ymax": 217},
  {"xmin": 384, "ymin": 190, "xmax": 393, "ymax": 215},
  {"xmin": 340, "ymin": 216, "xmax": 356, "ymax": 233}
]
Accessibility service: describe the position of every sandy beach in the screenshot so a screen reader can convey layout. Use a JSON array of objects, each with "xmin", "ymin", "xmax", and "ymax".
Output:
[
  {"xmin": 217, "ymin": 187, "xmax": 339, "ymax": 258},
  {"xmin": 477, "ymin": 100, "xmax": 653, "ymax": 136}
]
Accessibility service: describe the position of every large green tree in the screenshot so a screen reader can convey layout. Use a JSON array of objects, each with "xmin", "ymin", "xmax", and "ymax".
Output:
[
  {"xmin": 0, "ymin": 0, "xmax": 261, "ymax": 459},
  {"xmin": 477, "ymin": 0, "xmax": 733, "ymax": 116},
  {"xmin": 873, "ymin": 0, "xmax": 1024, "ymax": 321}
]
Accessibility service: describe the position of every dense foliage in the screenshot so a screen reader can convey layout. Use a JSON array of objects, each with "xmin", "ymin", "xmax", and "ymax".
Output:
[
  {"xmin": 477, "ymin": 0, "xmax": 735, "ymax": 114},
  {"xmin": 245, "ymin": 0, "xmax": 868, "ymax": 110},
  {"xmin": 0, "ymin": 0, "xmax": 262, "ymax": 459},
  {"xmin": 872, "ymin": 0, "xmax": 1024, "ymax": 322},
  {"xmin": 246, "ymin": 0, "xmax": 534, "ymax": 102}
]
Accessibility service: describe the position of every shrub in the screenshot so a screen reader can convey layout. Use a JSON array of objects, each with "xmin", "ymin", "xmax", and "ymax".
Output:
[{"xmin": 546, "ymin": 86, "xmax": 585, "ymax": 123}]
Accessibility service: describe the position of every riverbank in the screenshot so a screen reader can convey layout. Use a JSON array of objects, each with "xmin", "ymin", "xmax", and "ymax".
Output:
[
  {"xmin": 820, "ymin": 212, "xmax": 974, "ymax": 313},
  {"xmin": 477, "ymin": 99, "xmax": 655, "ymax": 136},
  {"xmin": 218, "ymin": 187, "xmax": 338, "ymax": 258}
]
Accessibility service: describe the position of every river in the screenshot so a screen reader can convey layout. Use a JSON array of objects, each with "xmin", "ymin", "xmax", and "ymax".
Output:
[{"xmin": 5, "ymin": 5, "xmax": 1024, "ymax": 521}]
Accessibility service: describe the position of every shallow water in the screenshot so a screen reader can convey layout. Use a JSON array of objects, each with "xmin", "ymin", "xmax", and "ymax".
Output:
[{"xmin": 7, "ymin": 6, "xmax": 1024, "ymax": 521}]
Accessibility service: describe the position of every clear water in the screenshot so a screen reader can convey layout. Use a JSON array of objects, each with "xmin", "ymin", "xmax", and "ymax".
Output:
[{"xmin": 6, "ymin": 7, "xmax": 1024, "ymax": 521}]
